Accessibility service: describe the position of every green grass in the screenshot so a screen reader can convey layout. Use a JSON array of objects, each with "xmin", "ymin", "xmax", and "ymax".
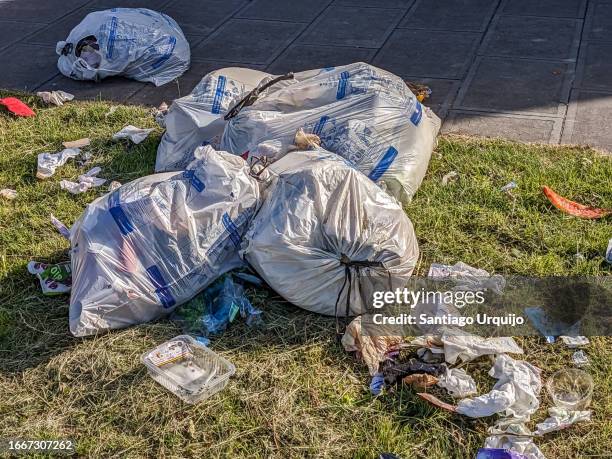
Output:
[{"xmin": 0, "ymin": 96, "xmax": 611, "ymax": 458}]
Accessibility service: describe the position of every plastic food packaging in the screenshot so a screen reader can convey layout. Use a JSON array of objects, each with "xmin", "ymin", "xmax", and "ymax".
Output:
[
  {"xmin": 546, "ymin": 368, "xmax": 593, "ymax": 410},
  {"xmin": 243, "ymin": 149, "xmax": 420, "ymax": 317},
  {"xmin": 142, "ymin": 335, "xmax": 235, "ymax": 404},
  {"xmin": 68, "ymin": 146, "xmax": 260, "ymax": 336},
  {"xmin": 173, "ymin": 273, "xmax": 263, "ymax": 339},
  {"xmin": 221, "ymin": 62, "xmax": 441, "ymax": 205},
  {"xmin": 56, "ymin": 8, "xmax": 190, "ymax": 86}
]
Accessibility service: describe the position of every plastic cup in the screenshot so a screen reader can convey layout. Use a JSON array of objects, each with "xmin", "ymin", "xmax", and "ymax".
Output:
[{"xmin": 546, "ymin": 368, "xmax": 593, "ymax": 410}]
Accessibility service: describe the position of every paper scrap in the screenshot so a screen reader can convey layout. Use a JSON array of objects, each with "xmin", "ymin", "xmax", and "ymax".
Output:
[
  {"xmin": 62, "ymin": 138, "xmax": 90, "ymax": 149},
  {"xmin": 0, "ymin": 188, "xmax": 17, "ymax": 200}
]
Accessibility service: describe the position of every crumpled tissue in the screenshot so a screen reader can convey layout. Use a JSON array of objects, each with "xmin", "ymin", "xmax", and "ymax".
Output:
[
  {"xmin": 36, "ymin": 148, "xmax": 80, "ymax": 179},
  {"xmin": 457, "ymin": 354, "xmax": 542, "ymax": 421},
  {"xmin": 112, "ymin": 125, "xmax": 154, "ymax": 144},
  {"xmin": 437, "ymin": 367, "xmax": 477, "ymax": 398},
  {"xmin": 60, "ymin": 167, "xmax": 106, "ymax": 194}
]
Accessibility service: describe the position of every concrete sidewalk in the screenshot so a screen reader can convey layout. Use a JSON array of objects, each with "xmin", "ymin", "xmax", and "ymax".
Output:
[{"xmin": 1, "ymin": 0, "xmax": 611, "ymax": 151}]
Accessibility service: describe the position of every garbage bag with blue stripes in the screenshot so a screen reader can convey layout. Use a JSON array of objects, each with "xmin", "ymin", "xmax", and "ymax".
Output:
[
  {"xmin": 56, "ymin": 8, "xmax": 190, "ymax": 86},
  {"xmin": 220, "ymin": 62, "xmax": 441, "ymax": 205},
  {"xmin": 242, "ymin": 149, "xmax": 420, "ymax": 317},
  {"xmin": 155, "ymin": 67, "xmax": 276, "ymax": 172},
  {"xmin": 68, "ymin": 146, "xmax": 259, "ymax": 336}
]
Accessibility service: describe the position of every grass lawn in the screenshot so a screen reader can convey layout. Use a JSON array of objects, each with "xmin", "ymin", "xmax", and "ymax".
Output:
[{"xmin": 0, "ymin": 94, "xmax": 611, "ymax": 458}]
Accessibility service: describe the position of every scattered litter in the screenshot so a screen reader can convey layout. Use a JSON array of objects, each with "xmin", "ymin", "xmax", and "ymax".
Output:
[
  {"xmin": 379, "ymin": 453, "xmax": 402, "ymax": 459},
  {"xmin": 501, "ymin": 181, "xmax": 518, "ymax": 193},
  {"xmin": 108, "ymin": 180, "xmax": 122, "ymax": 192},
  {"xmin": 417, "ymin": 346, "xmax": 444, "ymax": 363},
  {"xmin": 342, "ymin": 316, "xmax": 403, "ymax": 376},
  {"xmin": 417, "ymin": 392, "xmax": 457, "ymax": 413},
  {"xmin": 244, "ymin": 150, "xmax": 419, "ymax": 319},
  {"xmin": 524, "ymin": 306, "xmax": 580, "ymax": 342},
  {"xmin": 483, "ymin": 435, "xmax": 545, "ymax": 459},
  {"xmin": 105, "ymin": 106, "xmax": 118, "ymax": 117},
  {"xmin": 546, "ymin": 368, "xmax": 592, "ymax": 410},
  {"xmin": 36, "ymin": 90, "xmax": 74, "ymax": 106},
  {"xmin": 572, "ymin": 350, "xmax": 589, "ymax": 367},
  {"xmin": 559, "ymin": 335, "xmax": 589, "ymax": 348},
  {"xmin": 437, "ymin": 367, "xmax": 477, "ymax": 398},
  {"xmin": 113, "ymin": 125, "xmax": 154, "ymax": 144},
  {"xmin": 60, "ymin": 166, "xmax": 106, "ymax": 194},
  {"xmin": 57, "ymin": 8, "xmax": 190, "ymax": 86},
  {"xmin": 0, "ymin": 97, "xmax": 35, "ymax": 117},
  {"xmin": 533, "ymin": 407, "xmax": 591, "ymax": 435},
  {"xmin": 406, "ymin": 81, "xmax": 432, "ymax": 102},
  {"xmin": 542, "ymin": 185, "xmax": 611, "ymax": 219},
  {"xmin": 50, "ymin": 214, "xmax": 71, "ymax": 239},
  {"xmin": 152, "ymin": 102, "xmax": 168, "ymax": 127},
  {"xmin": 68, "ymin": 146, "xmax": 260, "ymax": 336},
  {"xmin": 293, "ymin": 128, "xmax": 321, "ymax": 150},
  {"xmin": 440, "ymin": 334, "xmax": 523, "ymax": 365},
  {"xmin": 370, "ymin": 372, "xmax": 385, "ymax": 395},
  {"xmin": 36, "ymin": 148, "xmax": 80, "ymax": 179},
  {"xmin": 62, "ymin": 137, "xmax": 90, "ymax": 149},
  {"xmin": 382, "ymin": 358, "xmax": 446, "ymax": 387},
  {"xmin": 428, "ymin": 261, "xmax": 506, "ymax": 295},
  {"xmin": 441, "ymin": 171, "xmax": 458, "ymax": 186},
  {"xmin": 456, "ymin": 354, "xmax": 541, "ymax": 420},
  {"xmin": 173, "ymin": 273, "xmax": 262, "ymax": 339},
  {"xmin": 142, "ymin": 335, "xmax": 235, "ymax": 404},
  {"xmin": 476, "ymin": 448, "xmax": 529, "ymax": 459},
  {"xmin": 0, "ymin": 188, "xmax": 17, "ymax": 200},
  {"xmin": 27, "ymin": 260, "xmax": 72, "ymax": 295},
  {"xmin": 402, "ymin": 373, "xmax": 439, "ymax": 389},
  {"xmin": 606, "ymin": 238, "xmax": 612, "ymax": 264}
]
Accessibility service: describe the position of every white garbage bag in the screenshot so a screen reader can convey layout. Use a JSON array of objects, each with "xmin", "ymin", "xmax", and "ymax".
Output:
[
  {"xmin": 155, "ymin": 67, "xmax": 273, "ymax": 172},
  {"xmin": 221, "ymin": 62, "xmax": 441, "ymax": 204},
  {"xmin": 242, "ymin": 149, "xmax": 420, "ymax": 317},
  {"xmin": 69, "ymin": 146, "xmax": 259, "ymax": 336},
  {"xmin": 56, "ymin": 8, "xmax": 190, "ymax": 86}
]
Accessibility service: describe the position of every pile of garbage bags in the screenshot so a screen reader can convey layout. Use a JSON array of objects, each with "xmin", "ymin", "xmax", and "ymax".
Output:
[
  {"xmin": 156, "ymin": 62, "xmax": 441, "ymax": 205},
  {"xmin": 68, "ymin": 62, "xmax": 437, "ymax": 336},
  {"xmin": 56, "ymin": 8, "xmax": 190, "ymax": 86}
]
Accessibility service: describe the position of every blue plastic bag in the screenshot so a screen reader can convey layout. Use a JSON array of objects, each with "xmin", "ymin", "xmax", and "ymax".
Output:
[{"xmin": 174, "ymin": 273, "xmax": 263, "ymax": 339}]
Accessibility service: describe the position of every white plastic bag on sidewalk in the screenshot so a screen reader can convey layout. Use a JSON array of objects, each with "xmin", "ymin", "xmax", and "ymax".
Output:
[
  {"xmin": 155, "ymin": 67, "xmax": 273, "ymax": 172},
  {"xmin": 243, "ymin": 149, "xmax": 420, "ymax": 317},
  {"xmin": 56, "ymin": 8, "xmax": 190, "ymax": 86},
  {"xmin": 221, "ymin": 62, "xmax": 441, "ymax": 204},
  {"xmin": 69, "ymin": 146, "xmax": 259, "ymax": 336}
]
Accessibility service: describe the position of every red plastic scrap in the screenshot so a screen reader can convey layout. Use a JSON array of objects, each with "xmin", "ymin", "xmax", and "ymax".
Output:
[
  {"xmin": 542, "ymin": 186, "xmax": 611, "ymax": 219},
  {"xmin": 0, "ymin": 97, "xmax": 36, "ymax": 117}
]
